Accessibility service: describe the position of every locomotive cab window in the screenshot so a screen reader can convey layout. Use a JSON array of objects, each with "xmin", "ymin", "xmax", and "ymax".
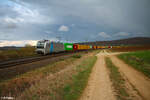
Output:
[{"xmin": 37, "ymin": 42, "xmax": 45, "ymax": 48}]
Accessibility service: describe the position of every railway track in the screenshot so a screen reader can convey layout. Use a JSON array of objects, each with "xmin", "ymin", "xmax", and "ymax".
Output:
[
  {"xmin": 0, "ymin": 50, "xmax": 93, "ymax": 81},
  {"xmin": 0, "ymin": 52, "xmax": 72, "ymax": 69}
]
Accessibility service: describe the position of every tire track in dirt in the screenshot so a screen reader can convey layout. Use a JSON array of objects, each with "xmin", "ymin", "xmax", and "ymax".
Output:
[
  {"xmin": 79, "ymin": 51, "xmax": 116, "ymax": 100},
  {"xmin": 110, "ymin": 55, "xmax": 150, "ymax": 100},
  {"xmin": 79, "ymin": 50, "xmax": 150, "ymax": 100},
  {"xmin": 104, "ymin": 50, "xmax": 142, "ymax": 100}
]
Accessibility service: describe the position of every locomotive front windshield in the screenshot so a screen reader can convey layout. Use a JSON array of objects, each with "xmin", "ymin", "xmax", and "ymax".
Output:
[{"xmin": 37, "ymin": 42, "xmax": 45, "ymax": 48}]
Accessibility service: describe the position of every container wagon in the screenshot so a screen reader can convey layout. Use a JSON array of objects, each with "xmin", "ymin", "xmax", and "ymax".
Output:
[
  {"xmin": 36, "ymin": 40, "xmax": 110, "ymax": 55},
  {"xmin": 64, "ymin": 43, "xmax": 73, "ymax": 51}
]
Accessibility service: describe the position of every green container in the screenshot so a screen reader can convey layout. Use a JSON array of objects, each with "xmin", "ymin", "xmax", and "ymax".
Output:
[
  {"xmin": 64, "ymin": 43, "xmax": 73, "ymax": 50},
  {"xmin": 90, "ymin": 45, "xmax": 92, "ymax": 49}
]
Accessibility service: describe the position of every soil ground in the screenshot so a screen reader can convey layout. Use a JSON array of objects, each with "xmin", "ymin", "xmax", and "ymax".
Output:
[
  {"xmin": 79, "ymin": 51, "xmax": 116, "ymax": 100},
  {"xmin": 110, "ymin": 55, "xmax": 150, "ymax": 100},
  {"xmin": 79, "ymin": 50, "xmax": 150, "ymax": 100}
]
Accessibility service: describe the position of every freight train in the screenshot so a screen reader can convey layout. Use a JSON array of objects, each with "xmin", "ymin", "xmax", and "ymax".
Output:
[{"xmin": 36, "ymin": 40, "xmax": 112, "ymax": 55}]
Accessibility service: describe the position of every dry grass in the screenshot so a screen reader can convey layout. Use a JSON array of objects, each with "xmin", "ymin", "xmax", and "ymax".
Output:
[
  {"xmin": 0, "ymin": 47, "xmax": 36, "ymax": 61},
  {"xmin": 0, "ymin": 50, "xmax": 97, "ymax": 100},
  {"xmin": 15, "ymin": 52, "xmax": 96, "ymax": 100},
  {"xmin": 111, "ymin": 46, "xmax": 150, "ymax": 52},
  {"xmin": 17, "ymin": 64, "xmax": 76, "ymax": 100},
  {"xmin": 63, "ymin": 56, "xmax": 97, "ymax": 100},
  {"xmin": 0, "ymin": 57, "xmax": 76, "ymax": 98}
]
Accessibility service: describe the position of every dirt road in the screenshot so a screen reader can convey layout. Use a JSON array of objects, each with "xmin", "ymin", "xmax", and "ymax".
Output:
[
  {"xmin": 79, "ymin": 51, "xmax": 116, "ymax": 100},
  {"xmin": 79, "ymin": 50, "xmax": 150, "ymax": 100},
  {"xmin": 110, "ymin": 55, "xmax": 150, "ymax": 100}
]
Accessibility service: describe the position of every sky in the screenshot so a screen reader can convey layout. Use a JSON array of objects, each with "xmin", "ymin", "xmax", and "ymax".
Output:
[{"xmin": 0, "ymin": 0, "xmax": 150, "ymax": 47}]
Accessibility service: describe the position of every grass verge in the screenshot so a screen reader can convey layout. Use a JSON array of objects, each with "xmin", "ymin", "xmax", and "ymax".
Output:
[
  {"xmin": 15, "ymin": 52, "xmax": 96, "ymax": 100},
  {"xmin": 0, "ymin": 56, "xmax": 77, "ymax": 97},
  {"xmin": 105, "ymin": 57, "xmax": 129, "ymax": 100},
  {"xmin": 118, "ymin": 50, "xmax": 150, "ymax": 78},
  {"xmin": 63, "ymin": 56, "xmax": 97, "ymax": 100}
]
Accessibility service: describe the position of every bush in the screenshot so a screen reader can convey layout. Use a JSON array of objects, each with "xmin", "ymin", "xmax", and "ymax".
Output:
[{"xmin": 72, "ymin": 55, "xmax": 81, "ymax": 58}]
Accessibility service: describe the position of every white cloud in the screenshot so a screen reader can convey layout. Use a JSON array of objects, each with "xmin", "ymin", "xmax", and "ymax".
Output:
[
  {"xmin": 0, "ymin": 40, "xmax": 37, "ymax": 47},
  {"xmin": 11, "ymin": 3, "xmax": 53, "ymax": 24},
  {"xmin": 98, "ymin": 32, "xmax": 111, "ymax": 38},
  {"xmin": 58, "ymin": 25, "xmax": 69, "ymax": 32},
  {"xmin": 27, "ymin": 40, "xmax": 37, "ymax": 46},
  {"xmin": 4, "ymin": 16, "xmax": 24, "ymax": 23},
  {"xmin": 0, "ymin": 0, "xmax": 149, "ymax": 42},
  {"xmin": 114, "ymin": 32, "xmax": 129, "ymax": 36},
  {"xmin": 0, "ymin": 38, "xmax": 63, "ymax": 47}
]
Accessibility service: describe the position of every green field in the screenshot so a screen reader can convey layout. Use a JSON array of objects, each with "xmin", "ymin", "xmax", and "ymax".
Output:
[{"xmin": 118, "ymin": 50, "xmax": 150, "ymax": 78}]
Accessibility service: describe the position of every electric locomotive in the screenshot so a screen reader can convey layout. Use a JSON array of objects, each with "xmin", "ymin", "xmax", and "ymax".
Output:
[{"xmin": 36, "ymin": 40, "xmax": 64, "ymax": 55}]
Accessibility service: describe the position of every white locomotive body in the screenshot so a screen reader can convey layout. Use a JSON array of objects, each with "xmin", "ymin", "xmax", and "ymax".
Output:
[{"xmin": 36, "ymin": 40, "xmax": 64, "ymax": 55}]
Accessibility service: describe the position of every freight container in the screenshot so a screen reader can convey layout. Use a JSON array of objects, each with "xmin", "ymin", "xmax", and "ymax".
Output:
[
  {"xmin": 90, "ymin": 45, "xmax": 93, "ymax": 49},
  {"xmin": 73, "ymin": 44, "xmax": 78, "ymax": 50},
  {"xmin": 93, "ymin": 46, "xmax": 97, "ymax": 49},
  {"xmin": 82, "ymin": 45, "xmax": 85, "ymax": 49},
  {"xmin": 101, "ymin": 46, "xmax": 105, "ymax": 49},
  {"xmin": 64, "ymin": 43, "xmax": 73, "ymax": 51},
  {"xmin": 78, "ymin": 45, "xmax": 82, "ymax": 50},
  {"xmin": 82, "ymin": 45, "xmax": 86, "ymax": 50},
  {"xmin": 86, "ymin": 45, "xmax": 90, "ymax": 49}
]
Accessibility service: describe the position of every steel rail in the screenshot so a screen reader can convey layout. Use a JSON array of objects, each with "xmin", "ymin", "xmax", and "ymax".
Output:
[{"xmin": 0, "ymin": 52, "xmax": 70, "ymax": 69}]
